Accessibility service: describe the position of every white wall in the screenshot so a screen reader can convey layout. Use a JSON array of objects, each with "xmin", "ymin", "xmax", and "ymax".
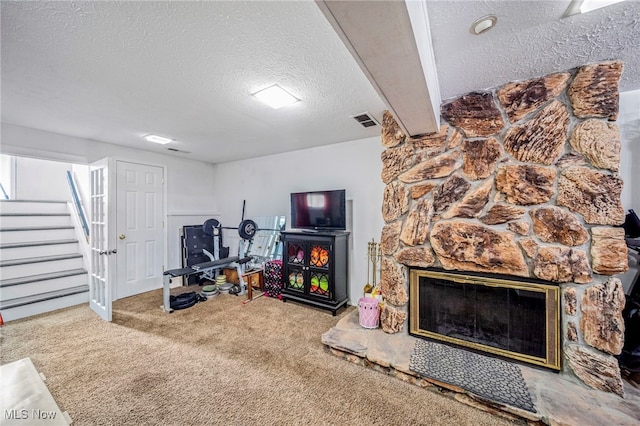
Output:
[
  {"xmin": 0, "ymin": 154, "xmax": 85, "ymax": 203},
  {"xmin": 1, "ymin": 123, "xmax": 218, "ymax": 270},
  {"xmin": 0, "ymin": 154, "xmax": 15, "ymax": 198},
  {"xmin": 211, "ymin": 136, "xmax": 385, "ymax": 307},
  {"xmin": 13, "ymin": 157, "xmax": 73, "ymax": 201},
  {"xmin": 619, "ymin": 89, "xmax": 640, "ymax": 213}
]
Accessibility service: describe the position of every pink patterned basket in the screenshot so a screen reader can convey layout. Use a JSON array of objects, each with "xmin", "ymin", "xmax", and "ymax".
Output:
[{"xmin": 358, "ymin": 297, "xmax": 380, "ymax": 329}]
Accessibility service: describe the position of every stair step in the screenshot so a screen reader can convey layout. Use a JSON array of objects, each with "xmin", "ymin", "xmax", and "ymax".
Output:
[
  {"xmin": 0, "ymin": 227, "xmax": 75, "ymax": 244},
  {"xmin": 0, "ymin": 239, "xmax": 79, "ymax": 260},
  {"xmin": 0, "ymin": 200, "xmax": 68, "ymax": 215},
  {"xmin": 0, "ymin": 285, "xmax": 89, "ymax": 322},
  {"xmin": 0, "ymin": 214, "xmax": 72, "ymax": 228},
  {"xmin": 0, "ymin": 225, "xmax": 74, "ymax": 232},
  {"xmin": 0, "ymin": 253, "xmax": 83, "ymax": 267},
  {"xmin": 0, "ymin": 239, "xmax": 78, "ymax": 249},
  {"xmin": 0, "ymin": 268, "xmax": 87, "ymax": 287},
  {"xmin": 0, "ymin": 199, "xmax": 68, "ymax": 203},
  {"xmin": 0, "ymin": 284, "xmax": 89, "ymax": 309},
  {"xmin": 0, "ymin": 213, "xmax": 71, "ymax": 216},
  {"xmin": 0, "ymin": 255, "xmax": 84, "ymax": 280},
  {"xmin": 0, "ymin": 269, "xmax": 88, "ymax": 300},
  {"xmin": 0, "ymin": 200, "xmax": 91, "ymax": 321}
]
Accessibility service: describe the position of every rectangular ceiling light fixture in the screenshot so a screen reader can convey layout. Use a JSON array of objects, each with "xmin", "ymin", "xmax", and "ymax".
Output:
[
  {"xmin": 144, "ymin": 134, "xmax": 173, "ymax": 145},
  {"xmin": 564, "ymin": 0, "xmax": 626, "ymax": 17},
  {"xmin": 252, "ymin": 84, "xmax": 299, "ymax": 109}
]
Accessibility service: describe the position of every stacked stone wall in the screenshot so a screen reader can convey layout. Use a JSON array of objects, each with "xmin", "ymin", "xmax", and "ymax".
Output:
[{"xmin": 379, "ymin": 61, "xmax": 628, "ymax": 395}]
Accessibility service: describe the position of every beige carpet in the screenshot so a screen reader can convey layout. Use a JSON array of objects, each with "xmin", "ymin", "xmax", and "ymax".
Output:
[{"xmin": 0, "ymin": 289, "xmax": 521, "ymax": 425}]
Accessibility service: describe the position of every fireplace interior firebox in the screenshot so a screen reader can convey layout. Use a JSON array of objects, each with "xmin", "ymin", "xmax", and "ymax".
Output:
[{"xmin": 410, "ymin": 269, "xmax": 560, "ymax": 370}]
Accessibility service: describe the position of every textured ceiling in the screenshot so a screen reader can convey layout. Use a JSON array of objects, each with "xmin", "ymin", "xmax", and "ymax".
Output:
[
  {"xmin": 427, "ymin": 0, "xmax": 640, "ymax": 100},
  {"xmin": 1, "ymin": 1, "xmax": 386, "ymax": 163},
  {"xmin": 1, "ymin": 1, "xmax": 639, "ymax": 165}
]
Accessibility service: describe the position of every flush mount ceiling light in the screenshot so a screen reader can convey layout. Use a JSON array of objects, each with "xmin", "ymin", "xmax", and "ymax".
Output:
[
  {"xmin": 470, "ymin": 15, "xmax": 497, "ymax": 35},
  {"xmin": 144, "ymin": 134, "xmax": 173, "ymax": 145},
  {"xmin": 252, "ymin": 84, "xmax": 299, "ymax": 109},
  {"xmin": 564, "ymin": 0, "xmax": 626, "ymax": 17}
]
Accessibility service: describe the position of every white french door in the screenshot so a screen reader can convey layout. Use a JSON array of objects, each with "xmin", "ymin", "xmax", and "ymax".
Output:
[
  {"xmin": 115, "ymin": 161, "xmax": 164, "ymax": 299},
  {"xmin": 89, "ymin": 158, "xmax": 114, "ymax": 321}
]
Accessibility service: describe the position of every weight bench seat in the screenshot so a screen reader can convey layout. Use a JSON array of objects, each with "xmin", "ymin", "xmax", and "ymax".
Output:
[
  {"xmin": 163, "ymin": 256, "xmax": 241, "ymax": 278},
  {"xmin": 163, "ymin": 266, "xmax": 196, "ymax": 278},
  {"xmin": 191, "ymin": 256, "xmax": 240, "ymax": 270}
]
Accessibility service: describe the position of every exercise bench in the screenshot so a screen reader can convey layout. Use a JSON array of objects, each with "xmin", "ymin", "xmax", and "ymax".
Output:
[{"xmin": 162, "ymin": 255, "xmax": 252, "ymax": 313}]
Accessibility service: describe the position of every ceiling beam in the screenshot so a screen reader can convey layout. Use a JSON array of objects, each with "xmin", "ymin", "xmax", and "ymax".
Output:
[{"xmin": 316, "ymin": 0, "xmax": 441, "ymax": 136}]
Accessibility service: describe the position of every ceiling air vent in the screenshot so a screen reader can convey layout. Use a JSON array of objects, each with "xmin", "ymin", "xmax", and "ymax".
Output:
[
  {"xmin": 167, "ymin": 147, "xmax": 191, "ymax": 154},
  {"xmin": 351, "ymin": 112, "xmax": 379, "ymax": 128}
]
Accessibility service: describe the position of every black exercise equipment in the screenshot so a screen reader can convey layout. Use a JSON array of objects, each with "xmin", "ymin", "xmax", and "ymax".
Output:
[
  {"xmin": 169, "ymin": 291, "xmax": 208, "ymax": 310},
  {"xmin": 163, "ymin": 256, "xmax": 246, "ymax": 311},
  {"xmin": 169, "ymin": 292, "xmax": 197, "ymax": 310},
  {"xmin": 204, "ymin": 217, "xmax": 258, "ymax": 240},
  {"xmin": 619, "ymin": 237, "xmax": 640, "ymax": 376},
  {"xmin": 238, "ymin": 219, "xmax": 258, "ymax": 240},
  {"xmin": 203, "ymin": 218, "xmax": 222, "ymax": 236},
  {"xmin": 182, "ymin": 224, "xmax": 220, "ymax": 285},
  {"xmin": 625, "ymin": 209, "xmax": 640, "ymax": 238},
  {"xmin": 164, "ymin": 204, "xmax": 284, "ymax": 310}
]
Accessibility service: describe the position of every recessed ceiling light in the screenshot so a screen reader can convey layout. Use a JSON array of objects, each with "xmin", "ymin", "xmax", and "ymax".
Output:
[
  {"xmin": 144, "ymin": 134, "xmax": 173, "ymax": 145},
  {"xmin": 564, "ymin": 0, "xmax": 626, "ymax": 17},
  {"xmin": 252, "ymin": 84, "xmax": 300, "ymax": 109},
  {"xmin": 470, "ymin": 15, "xmax": 497, "ymax": 35}
]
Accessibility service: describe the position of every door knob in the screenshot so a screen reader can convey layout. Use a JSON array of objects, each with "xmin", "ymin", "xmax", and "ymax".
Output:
[{"xmin": 119, "ymin": 234, "xmax": 126, "ymax": 240}]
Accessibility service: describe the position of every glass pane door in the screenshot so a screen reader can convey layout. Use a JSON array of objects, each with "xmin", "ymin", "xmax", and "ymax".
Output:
[
  {"xmin": 286, "ymin": 241, "xmax": 305, "ymax": 292},
  {"xmin": 309, "ymin": 243, "xmax": 330, "ymax": 297}
]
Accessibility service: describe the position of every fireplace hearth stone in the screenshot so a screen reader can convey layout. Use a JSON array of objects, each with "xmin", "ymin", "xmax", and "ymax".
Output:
[
  {"xmin": 410, "ymin": 339, "xmax": 535, "ymax": 412},
  {"xmin": 321, "ymin": 309, "xmax": 640, "ymax": 425}
]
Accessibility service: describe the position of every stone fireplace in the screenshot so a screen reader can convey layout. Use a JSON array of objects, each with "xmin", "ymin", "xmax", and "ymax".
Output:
[{"xmin": 379, "ymin": 61, "xmax": 629, "ymax": 396}]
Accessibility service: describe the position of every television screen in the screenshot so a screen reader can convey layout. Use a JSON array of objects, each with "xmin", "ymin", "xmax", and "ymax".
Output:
[{"xmin": 290, "ymin": 189, "xmax": 346, "ymax": 231}]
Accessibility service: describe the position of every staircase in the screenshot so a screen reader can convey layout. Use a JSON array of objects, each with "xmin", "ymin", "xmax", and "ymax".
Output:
[{"xmin": 0, "ymin": 200, "xmax": 89, "ymax": 322}]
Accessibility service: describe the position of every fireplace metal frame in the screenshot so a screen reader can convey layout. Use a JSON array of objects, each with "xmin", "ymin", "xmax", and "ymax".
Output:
[{"xmin": 409, "ymin": 269, "xmax": 561, "ymax": 370}]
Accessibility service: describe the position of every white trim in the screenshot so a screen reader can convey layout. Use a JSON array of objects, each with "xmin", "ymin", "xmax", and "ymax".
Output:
[
  {"xmin": 405, "ymin": 0, "xmax": 442, "ymax": 124},
  {"xmin": 315, "ymin": 0, "xmax": 440, "ymax": 136}
]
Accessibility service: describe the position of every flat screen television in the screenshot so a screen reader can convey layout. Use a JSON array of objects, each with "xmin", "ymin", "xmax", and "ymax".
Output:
[{"xmin": 290, "ymin": 189, "xmax": 346, "ymax": 231}]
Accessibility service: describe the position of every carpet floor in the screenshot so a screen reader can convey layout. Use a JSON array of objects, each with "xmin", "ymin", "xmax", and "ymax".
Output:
[{"xmin": 0, "ymin": 289, "xmax": 521, "ymax": 425}]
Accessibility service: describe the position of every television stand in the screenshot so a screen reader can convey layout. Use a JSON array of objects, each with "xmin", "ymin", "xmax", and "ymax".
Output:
[{"xmin": 280, "ymin": 231, "xmax": 349, "ymax": 315}]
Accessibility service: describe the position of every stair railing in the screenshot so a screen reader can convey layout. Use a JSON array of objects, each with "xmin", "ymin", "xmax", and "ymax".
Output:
[
  {"xmin": 66, "ymin": 171, "xmax": 90, "ymax": 240},
  {"xmin": 0, "ymin": 182, "xmax": 9, "ymax": 199}
]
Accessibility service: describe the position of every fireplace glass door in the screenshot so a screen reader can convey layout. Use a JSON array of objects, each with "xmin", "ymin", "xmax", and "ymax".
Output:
[{"xmin": 409, "ymin": 269, "xmax": 560, "ymax": 370}]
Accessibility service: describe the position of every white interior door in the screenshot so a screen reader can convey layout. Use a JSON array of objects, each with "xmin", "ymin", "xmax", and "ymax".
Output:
[
  {"xmin": 89, "ymin": 158, "xmax": 113, "ymax": 321},
  {"xmin": 115, "ymin": 161, "xmax": 164, "ymax": 299}
]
